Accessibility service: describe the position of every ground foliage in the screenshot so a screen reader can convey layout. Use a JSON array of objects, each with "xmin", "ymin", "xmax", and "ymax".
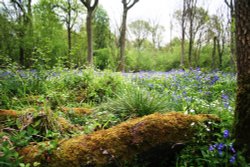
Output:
[{"xmin": 0, "ymin": 67, "xmax": 248, "ymax": 166}]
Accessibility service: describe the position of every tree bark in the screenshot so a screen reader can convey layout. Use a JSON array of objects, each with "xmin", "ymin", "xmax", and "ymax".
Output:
[
  {"xmin": 186, "ymin": 0, "xmax": 197, "ymax": 68},
  {"xmin": 234, "ymin": 0, "xmax": 250, "ymax": 160},
  {"xmin": 67, "ymin": 0, "xmax": 72, "ymax": 61},
  {"xmin": 67, "ymin": 24, "xmax": 72, "ymax": 59},
  {"xmin": 86, "ymin": 10, "xmax": 93, "ymax": 65},
  {"xmin": 225, "ymin": 0, "xmax": 236, "ymax": 71},
  {"xmin": 188, "ymin": 22, "xmax": 194, "ymax": 67},
  {"xmin": 118, "ymin": 8, "xmax": 128, "ymax": 72},
  {"xmin": 80, "ymin": 0, "xmax": 99, "ymax": 66},
  {"xmin": 118, "ymin": 0, "xmax": 139, "ymax": 72},
  {"xmin": 217, "ymin": 36, "xmax": 225, "ymax": 70},
  {"xmin": 180, "ymin": 0, "xmax": 186, "ymax": 68},
  {"xmin": 211, "ymin": 36, "xmax": 217, "ymax": 69},
  {"xmin": 19, "ymin": 41, "xmax": 25, "ymax": 66}
]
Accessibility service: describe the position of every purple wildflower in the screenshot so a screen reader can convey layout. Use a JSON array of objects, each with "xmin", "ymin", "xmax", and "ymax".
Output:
[
  {"xmin": 209, "ymin": 145, "xmax": 215, "ymax": 151},
  {"xmin": 224, "ymin": 102, "xmax": 230, "ymax": 108},
  {"xmin": 210, "ymin": 75, "xmax": 219, "ymax": 85},
  {"xmin": 223, "ymin": 130, "xmax": 230, "ymax": 138},
  {"xmin": 218, "ymin": 150, "xmax": 223, "ymax": 156},
  {"xmin": 222, "ymin": 94, "xmax": 229, "ymax": 100},
  {"xmin": 229, "ymin": 155, "xmax": 236, "ymax": 164},
  {"xmin": 217, "ymin": 143, "xmax": 225, "ymax": 151},
  {"xmin": 230, "ymin": 144, "xmax": 236, "ymax": 153}
]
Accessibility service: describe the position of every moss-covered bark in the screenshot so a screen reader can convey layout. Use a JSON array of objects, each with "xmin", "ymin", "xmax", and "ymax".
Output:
[
  {"xmin": 0, "ymin": 109, "xmax": 77, "ymax": 133},
  {"xmin": 0, "ymin": 109, "xmax": 18, "ymax": 120},
  {"xmin": 20, "ymin": 112, "xmax": 219, "ymax": 167},
  {"xmin": 60, "ymin": 107, "xmax": 92, "ymax": 115}
]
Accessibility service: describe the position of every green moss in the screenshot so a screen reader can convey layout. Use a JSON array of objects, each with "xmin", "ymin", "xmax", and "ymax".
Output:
[
  {"xmin": 20, "ymin": 112, "xmax": 219, "ymax": 167},
  {"xmin": 0, "ymin": 109, "xmax": 18, "ymax": 120}
]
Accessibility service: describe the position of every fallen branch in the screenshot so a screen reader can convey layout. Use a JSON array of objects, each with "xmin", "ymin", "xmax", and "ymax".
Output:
[{"xmin": 20, "ymin": 112, "xmax": 219, "ymax": 166}]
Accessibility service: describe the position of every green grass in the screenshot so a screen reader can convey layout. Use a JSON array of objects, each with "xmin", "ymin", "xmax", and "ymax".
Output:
[{"xmin": 1, "ymin": 67, "xmax": 247, "ymax": 166}]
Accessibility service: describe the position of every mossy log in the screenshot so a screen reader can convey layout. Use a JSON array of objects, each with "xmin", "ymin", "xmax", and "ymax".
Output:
[
  {"xmin": 60, "ymin": 107, "xmax": 92, "ymax": 115},
  {"xmin": 0, "ymin": 109, "xmax": 78, "ymax": 133},
  {"xmin": 0, "ymin": 109, "xmax": 18, "ymax": 120},
  {"xmin": 20, "ymin": 112, "xmax": 219, "ymax": 167}
]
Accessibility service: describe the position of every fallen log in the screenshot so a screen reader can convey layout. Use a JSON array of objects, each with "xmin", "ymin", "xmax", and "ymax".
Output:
[
  {"xmin": 59, "ymin": 107, "xmax": 92, "ymax": 115},
  {"xmin": 0, "ymin": 109, "xmax": 78, "ymax": 133},
  {"xmin": 20, "ymin": 112, "xmax": 219, "ymax": 167},
  {"xmin": 0, "ymin": 109, "xmax": 18, "ymax": 120}
]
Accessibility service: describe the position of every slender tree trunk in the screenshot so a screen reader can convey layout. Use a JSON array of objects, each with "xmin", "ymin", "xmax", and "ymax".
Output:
[
  {"xmin": 187, "ymin": 0, "xmax": 197, "ymax": 68},
  {"xmin": 67, "ymin": 26, "xmax": 71, "ymax": 58},
  {"xmin": 118, "ymin": 9, "xmax": 128, "ymax": 72},
  {"xmin": 19, "ymin": 45, "xmax": 25, "ymax": 66},
  {"xmin": 26, "ymin": 0, "xmax": 33, "ymax": 67},
  {"xmin": 217, "ymin": 36, "xmax": 225, "ymax": 70},
  {"xmin": 188, "ymin": 28, "xmax": 193, "ymax": 67},
  {"xmin": 80, "ymin": 0, "xmax": 99, "ymax": 67},
  {"xmin": 86, "ymin": 10, "xmax": 93, "ymax": 65},
  {"xmin": 211, "ymin": 36, "xmax": 217, "ymax": 69},
  {"xmin": 180, "ymin": 0, "xmax": 186, "ymax": 68},
  {"xmin": 67, "ymin": 25, "xmax": 72, "ymax": 67},
  {"xmin": 217, "ymin": 38, "xmax": 222, "ymax": 70},
  {"xmin": 234, "ymin": 0, "xmax": 250, "ymax": 160},
  {"xmin": 18, "ymin": 16, "xmax": 25, "ymax": 67},
  {"xmin": 67, "ymin": 4, "xmax": 72, "ymax": 61},
  {"xmin": 187, "ymin": 5, "xmax": 194, "ymax": 68},
  {"xmin": 118, "ymin": 0, "xmax": 139, "ymax": 72}
]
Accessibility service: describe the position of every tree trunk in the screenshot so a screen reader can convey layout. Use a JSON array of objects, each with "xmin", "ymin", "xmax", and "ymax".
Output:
[
  {"xmin": 80, "ymin": 0, "xmax": 99, "ymax": 67},
  {"xmin": 187, "ymin": 3, "xmax": 194, "ymax": 68},
  {"xmin": 229, "ymin": 0, "xmax": 236, "ymax": 71},
  {"xmin": 118, "ymin": 9, "xmax": 128, "ymax": 72},
  {"xmin": 188, "ymin": 29, "xmax": 193, "ymax": 67},
  {"xmin": 234, "ymin": 0, "xmax": 250, "ymax": 160},
  {"xmin": 211, "ymin": 36, "xmax": 217, "ymax": 69},
  {"xmin": 217, "ymin": 38, "xmax": 222, "ymax": 70},
  {"xmin": 19, "ymin": 41, "xmax": 25, "ymax": 66},
  {"xmin": 67, "ymin": 4, "xmax": 72, "ymax": 63},
  {"xmin": 67, "ymin": 26, "xmax": 71, "ymax": 58},
  {"xmin": 180, "ymin": 0, "xmax": 186, "ymax": 68},
  {"xmin": 86, "ymin": 10, "xmax": 93, "ymax": 66},
  {"xmin": 25, "ymin": 0, "xmax": 33, "ymax": 68}
]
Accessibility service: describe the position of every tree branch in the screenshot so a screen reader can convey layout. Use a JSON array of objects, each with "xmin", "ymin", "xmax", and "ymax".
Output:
[
  {"xmin": 224, "ymin": 0, "xmax": 231, "ymax": 8},
  {"xmin": 11, "ymin": 0, "xmax": 25, "ymax": 13},
  {"xmin": 80, "ymin": 0, "xmax": 89, "ymax": 8},
  {"xmin": 90, "ymin": 0, "xmax": 99, "ymax": 11},
  {"xmin": 127, "ymin": 0, "xmax": 139, "ymax": 10}
]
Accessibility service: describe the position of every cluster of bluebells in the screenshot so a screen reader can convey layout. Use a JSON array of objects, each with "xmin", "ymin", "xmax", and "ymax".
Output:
[
  {"xmin": 209, "ymin": 130, "xmax": 237, "ymax": 164},
  {"xmin": 222, "ymin": 93, "xmax": 230, "ymax": 109},
  {"xmin": 210, "ymin": 75, "xmax": 220, "ymax": 85}
]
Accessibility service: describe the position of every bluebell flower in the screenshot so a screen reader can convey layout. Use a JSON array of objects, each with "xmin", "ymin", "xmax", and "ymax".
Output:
[
  {"xmin": 217, "ymin": 143, "xmax": 225, "ymax": 151},
  {"xmin": 218, "ymin": 150, "xmax": 223, "ymax": 156},
  {"xmin": 223, "ymin": 130, "xmax": 230, "ymax": 138},
  {"xmin": 209, "ymin": 145, "xmax": 215, "ymax": 151},
  {"xmin": 230, "ymin": 144, "xmax": 236, "ymax": 153},
  {"xmin": 224, "ymin": 102, "xmax": 230, "ymax": 108},
  {"xmin": 196, "ymin": 67, "xmax": 201, "ymax": 71},
  {"xmin": 222, "ymin": 94, "xmax": 229, "ymax": 100},
  {"xmin": 229, "ymin": 155, "xmax": 236, "ymax": 164},
  {"xmin": 210, "ymin": 75, "xmax": 219, "ymax": 84}
]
